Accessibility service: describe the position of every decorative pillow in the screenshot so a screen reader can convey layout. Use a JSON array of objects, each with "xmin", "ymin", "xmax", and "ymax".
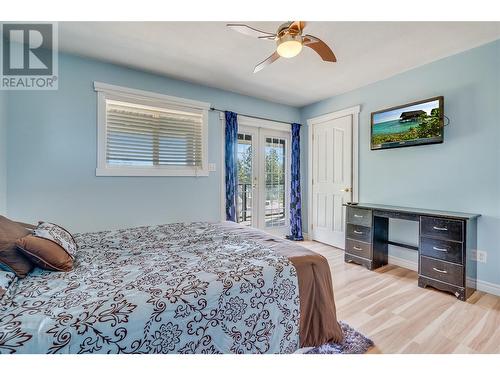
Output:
[
  {"xmin": 0, "ymin": 270, "xmax": 16, "ymax": 300},
  {"xmin": 34, "ymin": 222, "xmax": 78, "ymax": 259},
  {"xmin": 0, "ymin": 216, "xmax": 34, "ymax": 277},
  {"xmin": 16, "ymin": 235, "xmax": 74, "ymax": 272}
]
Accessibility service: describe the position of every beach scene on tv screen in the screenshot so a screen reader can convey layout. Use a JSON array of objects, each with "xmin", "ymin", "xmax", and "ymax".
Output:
[{"xmin": 372, "ymin": 99, "xmax": 442, "ymax": 147}]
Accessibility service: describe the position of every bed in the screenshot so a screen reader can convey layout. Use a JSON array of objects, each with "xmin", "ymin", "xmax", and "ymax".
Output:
[{"xmin": 0, "ymin": 221, "xmax": 343, "ymax": 354}]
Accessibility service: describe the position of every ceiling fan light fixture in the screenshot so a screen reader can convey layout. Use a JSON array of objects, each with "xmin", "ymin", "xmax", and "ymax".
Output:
[
  {"xmin": 227, "ymin": 21, "xmax": 336, "ymax": 72},
  {"xmin": 276, "ymin": 34, "xmax": 303, "ymax": 58}
]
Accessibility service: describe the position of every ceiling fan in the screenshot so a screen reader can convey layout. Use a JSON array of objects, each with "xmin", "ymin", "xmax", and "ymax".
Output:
[{"xmin": 226, "ymin": 21, "xmax": 337, "ymax": 73}]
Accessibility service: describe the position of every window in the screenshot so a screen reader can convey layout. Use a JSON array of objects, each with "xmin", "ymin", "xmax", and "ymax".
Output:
[{"xmin": 94, "ymin": 82, "xmax": 209, "ymax": 176}]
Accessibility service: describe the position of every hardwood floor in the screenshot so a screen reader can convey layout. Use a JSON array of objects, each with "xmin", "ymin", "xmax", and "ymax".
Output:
[{"xmin": 301, "ymin": 240, "xmax": 500, "ymax": 354}]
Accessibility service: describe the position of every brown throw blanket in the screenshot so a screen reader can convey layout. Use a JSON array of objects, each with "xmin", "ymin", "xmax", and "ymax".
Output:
[{"xmin": 215, "ymin": 222, "xmax": 344, "ymax": 347}]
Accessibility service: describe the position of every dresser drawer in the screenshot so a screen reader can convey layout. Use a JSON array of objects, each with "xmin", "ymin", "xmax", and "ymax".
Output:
[
  {"xmin": 420, "ymin": 216, "xmax": 464, "ymax": 242},
  {"xmin": 347, "ymin": 207, "xmax": 372, "ymax": 227},
  {"xmin": 420, "ymin": 237, "xmax": 463, "ymax": 264},
  {"xmin": 345, "ymin": 239, "xmax": 371, "ymax": 259},
  {"xmin": 373, "ymin": 210, "xmax": 418, "ymax": 222},
  {"xmin": 419, "ymin": 256, "xmax": 463, "ymax": 286},
  {"xmin": 346, "ymin": 224, "xmax": 372, "ymax": 243}
]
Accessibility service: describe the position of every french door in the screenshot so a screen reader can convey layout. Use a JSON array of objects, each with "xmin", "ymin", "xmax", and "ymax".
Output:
[{"xmin": 236, "ymin": 125, "xmax": 291, "ymax": 235}]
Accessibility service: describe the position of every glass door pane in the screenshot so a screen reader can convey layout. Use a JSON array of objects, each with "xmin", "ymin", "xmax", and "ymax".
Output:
[
  {"xmin": 233, "ymin": 126, "xmax": 289, "ymax": 234},
  {"xmin": 264, "ymin": 137, "xmax": 287, "ymax": 229},
  {"xmin": 236, "ymin": 133, "xmax": 254, "ymax": 226}
]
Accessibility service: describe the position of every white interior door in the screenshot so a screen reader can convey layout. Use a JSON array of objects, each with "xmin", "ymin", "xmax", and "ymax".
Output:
[
  {"xmin": 311, "ymin": 115, "xmax": 353, "ymax": 248},
  {"xmin": 235, "ymin": 125, "xmax": 290, "ymax": 235}
]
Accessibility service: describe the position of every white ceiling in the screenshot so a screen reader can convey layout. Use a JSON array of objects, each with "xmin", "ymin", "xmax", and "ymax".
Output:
[{"xmin": 59, "ymin": 22, "xmax": 500, "ymax": 107}]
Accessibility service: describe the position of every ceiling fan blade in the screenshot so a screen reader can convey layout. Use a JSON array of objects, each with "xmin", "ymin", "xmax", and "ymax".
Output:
[
  {"xmin": 289, "ymin": 21, "xmax": 306, "ymax": 33},
  {"xmin": 253, "ymin": 51, "xmax": 280, "ymax": 73},
  {"xmin": 257, "ymin": 35, "xmax": 277, "ymax": 40},
  {"xmin": 303, "ymin": 34, "xmax": 337, "ymax": 62},
  {"xmin": 227, "ymin": 23, "xmax": 276, "ymax": 39}
]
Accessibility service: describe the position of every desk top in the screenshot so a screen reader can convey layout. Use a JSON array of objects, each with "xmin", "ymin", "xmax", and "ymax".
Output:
[{"xmin": 344, "ymin": 202, "xmax": 480, "ymax": 220}]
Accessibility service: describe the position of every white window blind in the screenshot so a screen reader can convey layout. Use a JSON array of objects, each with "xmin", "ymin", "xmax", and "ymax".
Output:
[
  {"xmin": 106, "ymin": 101, "xmax": 203, "ymax": 167},
  {"xmin": 94, "ymin": 82, "xmax": 209, "ymax": 177}
]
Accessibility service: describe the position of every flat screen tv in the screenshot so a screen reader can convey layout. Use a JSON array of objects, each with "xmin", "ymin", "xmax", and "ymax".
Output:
[{"xmin": 371, "ymin": 96, "xmax": 444, "ymax": 150}]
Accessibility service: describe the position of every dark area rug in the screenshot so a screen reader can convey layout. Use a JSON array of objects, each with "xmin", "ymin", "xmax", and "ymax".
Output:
[{"xmin": 305, "ymin": 321, "xmax": 374, "ymax": 354}]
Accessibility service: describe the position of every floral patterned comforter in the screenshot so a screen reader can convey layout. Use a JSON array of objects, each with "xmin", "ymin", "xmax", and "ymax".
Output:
[{"xmin": 0, "ymin": 222, "xmax": 300, "ymax": 354}]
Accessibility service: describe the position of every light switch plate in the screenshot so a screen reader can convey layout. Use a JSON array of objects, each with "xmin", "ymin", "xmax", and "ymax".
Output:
[
  {"xmin": 472, "ymin": 249, "xmax": 487, "ymax": 263},
  {"xmin": 476, "ymin": 250, "xmax": 487, "ymax": 263},
  {"xmin": 208, "ymin": 163, "xmax": 216, "ymax": 172}
]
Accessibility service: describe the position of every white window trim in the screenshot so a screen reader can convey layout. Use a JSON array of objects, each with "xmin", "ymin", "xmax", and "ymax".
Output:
[{"xmin": 94, "ymin": 82, "xmax": 210, "ymax": 177}]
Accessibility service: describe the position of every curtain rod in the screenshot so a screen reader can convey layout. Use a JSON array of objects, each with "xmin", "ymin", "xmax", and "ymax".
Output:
[{"xmin": 209, "ymin": 107, "xmax": 293, "ymax": 126}]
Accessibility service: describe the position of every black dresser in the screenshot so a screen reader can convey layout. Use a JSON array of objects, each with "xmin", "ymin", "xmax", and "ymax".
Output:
[{"xmin": 344, "ymin": 203, "xmax": 480, "ymax": 301}]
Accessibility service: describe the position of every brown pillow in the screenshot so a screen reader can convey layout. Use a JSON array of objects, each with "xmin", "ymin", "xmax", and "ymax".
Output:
[
  {"xmin": 16, "ymin": 221, "xmax": 37, "ymax": 230},
  {"xmin": 0, "ymin": 216, "xmax": 34, "ymax": 277},
  {"xmin": 34, "ymin": 222, "xmax": 78, "ymax": 259},
  {"xmin": 16, "ymin": 235, "xmax": 74, "ymax": 272}
]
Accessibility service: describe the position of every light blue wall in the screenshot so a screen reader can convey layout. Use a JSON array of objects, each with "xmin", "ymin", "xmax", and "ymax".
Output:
[
  {"xmin": 6, "ymin": 52, "xmax": 300, "ymax": 232},
  {"xmin": 4, "ymin": 40, "xmax": 499, "ymax": 285},
  {"xmin": 0, "ymin": 90, "xmax": 6, "ymax": 214},
  {"xmin": 301, "ymin": 40, "xmax": 500, "ymax": 285}
]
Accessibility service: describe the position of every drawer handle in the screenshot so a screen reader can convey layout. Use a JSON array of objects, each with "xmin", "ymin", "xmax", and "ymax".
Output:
[
  {"xmin": 433, "ymin": 246, "xmax": 448, "ymax": 252},
  {"xmin": 353, "ymin": 230, "xmax": 363, "ymax": 235},
  {"xmin": 432, "ymin": 267, "xmax": 448, "ymax": 274},
  {"xmin": 353, "ymin": 246, "xmax": 363, "ymax": 251},
  {"xmin": 433, "ymin": 226, "xmax": 448, "ymax": 231},
  {"xmin": 354, "ymin": 214, "xmax": 363, "ymax": 218}
]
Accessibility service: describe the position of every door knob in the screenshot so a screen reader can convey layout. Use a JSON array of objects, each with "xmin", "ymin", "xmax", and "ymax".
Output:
[{"xmin": 340, "ymin": 187, "xmax": 352, "ymax": 193}]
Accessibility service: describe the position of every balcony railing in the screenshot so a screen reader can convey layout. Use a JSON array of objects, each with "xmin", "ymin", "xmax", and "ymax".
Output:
[{"xmin": 237, "ymin": 183, "xmax": 286, "ymax": 226}]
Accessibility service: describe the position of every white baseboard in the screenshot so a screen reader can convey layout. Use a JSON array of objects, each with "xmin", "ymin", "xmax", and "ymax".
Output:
[
  {"xmin": 388, "ymin": 255, "xmax": 418, "ymax": 272},
  {"xmin": 469, "ymin": 278, "xmax": 500, "ymax": 297},
  {"xmin": 302, "ymin": 232, "xmax": 311, "ymax": 241}
]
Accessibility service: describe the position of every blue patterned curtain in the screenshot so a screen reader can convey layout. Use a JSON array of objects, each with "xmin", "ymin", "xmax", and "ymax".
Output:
[
  {"xmin": 225, "ymin": 111, "xmax": 238, "ymax": 221},
  {"xmin": 287, "ymin": 123, "xmax": 304, "ymax": 240}
]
